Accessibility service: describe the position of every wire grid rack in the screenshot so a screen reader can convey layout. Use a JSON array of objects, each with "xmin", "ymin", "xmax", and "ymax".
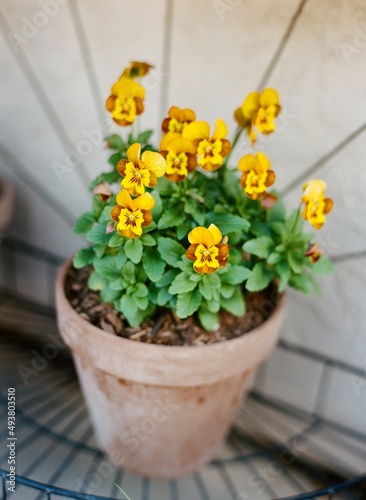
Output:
[{"xmin": 0, "ymin": 292, "xmax": 365, "ymax": 500}]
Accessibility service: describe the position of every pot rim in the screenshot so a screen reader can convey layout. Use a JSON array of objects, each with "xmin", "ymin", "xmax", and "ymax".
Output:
[{"xmin": 55, "ymin": 257, "xmax": 285, "ymax": 385}]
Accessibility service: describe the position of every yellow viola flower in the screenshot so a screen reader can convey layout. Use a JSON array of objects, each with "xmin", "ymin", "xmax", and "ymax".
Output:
[
  {"xmin": 120, "ymin": 61, "xmax": 153, "ymax": 79},
  {"xmin": 305, "ymin": 243, "xmax": 324, "ymax": 263},
  {"xmin": 241, "ymin": 88, "xmax": 281, "ymax": 143},
  {"xmin": 111, "ymin": 190, "xmax": 155, "ymax": 239},
  {"xmin": 301, "ymin": 179, "xmax": 333, "ymax": 230},
  {"xmin": 186, "ymin": 224, "xmax": 230, "ymax": 274},
  {"xmin": 162, "ymin": 106, "xmax": 196, "ymax": 136},
  {"xmin": 182, "ymin": 119, "xmax": 231, "ymax": 172},
  {"xmin": 105, "ymin": 78, "xmax": 145, "ymax": 126},
  {"xmin": 159, "ymin": 134, "xmax": 197, "ymax": 182},
  {"xmin": 238, "ymin": 152, "xmax": 276, "ymax": 200},
  {"xmin": 117, "ymin": 143, "xmax": 166, "ymax": 196}
]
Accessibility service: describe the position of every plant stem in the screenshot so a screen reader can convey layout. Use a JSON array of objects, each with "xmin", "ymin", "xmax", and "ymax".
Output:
[
  {"xmin": 290, "ymin": 204, "xmax": 303, "ymax": 234},
  {"xmin": 223, "ymin": 125, "xmax": 245, "ymax": 168},
  {"xmin": 115, "ymin": 483, "xmax": 132, "ymax": 500}
]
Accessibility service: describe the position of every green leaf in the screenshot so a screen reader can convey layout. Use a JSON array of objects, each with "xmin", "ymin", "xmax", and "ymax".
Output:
[
  {"xmin": 267, "ymin": 252, "xmax": 283, "ymax": 264},
  {"xmin": 100, "ymin": 287, "xmax": 121, "ymax": 303},
  {"xmin": 143, "ymin": 246, "xmax": 166, "ymax": 282},
  {"xmin": 199, "ymin": 274, "xmax": 221, "ymax": 300},
  {"xmin": 125, "ymin": 238, "xmax": 143, "ymax": 264},
  {"xmin": 151, "ymin": 190, "xmax": 163, "ymax": 220},
  {"xmin": 157, "ymin": 238, "xmax": 186, "ymax": 268},
  {"xmin": 73, "ymin": 247, "xmax": 94, "ymax": 268},
  {"xmin": 169, "ymin": 273, "xmax": 197, "ymax": 295},
  {"xmin": 243, "ymin": 236, "xmax": 273, "ymax": 259},
  {"xmin": 286, "ymin": 209, "xmax": 304, "ymax": 234},
  {"xmin": 206, "ymin": 299, "xmax": 220, "ymax": 313},
  {"xmin": 177, "ymin": 222, "xmax": 191, "ymax": 240},
  {"xmin": 136, "ymin": 129, "xmax": 153, "ymax": 144},
  {"xmin": 158, "ymin": 206, "xmax": 185, "ymax": 229},
  {"xmin": 221, "ymin": 265, "xmax": 251, "ymax": 285},
  {"xmin": 221, "ymin": 287, "xmax": 246, "ymax": 317},
  {"xmin": 267, "ymin": 197, "xmax": 286, "ymax": 223},
  {"xmin": 287, "ymin": 251, "xmax": 304, "ymax": 274},
  {"xmin": 110, "ymin": 279, "xmax": 124, "ymax": 290},
  {"xmin": 94, "ymin": 255, "xmax": 119, "ymax": 280},
  {"xmin": 157, "ymin": 288, "xmax": 173, "ymax": 306},
  {"xmin": 74, "ymin": 212, "xmax": 95, "ymax": 234},
  {"xmin": 272, "ymin": 222, "xmax": 288, "ymax": 240},
  {"xmin": 289, "ymin": 273, "xmax": 312, "ymax": 295},
  {"xmin": 311, "ymin": 257, "xmax": 335, "ymax": 275},
  {"xmin": 108, "ymin": 151, "xmax": 123, "ymax": 167},
  {"xmin": 140, "ymin": 234, "xmax": 156, "ymax": 246},
  {"xmin": 116, "ymin": 249, "xmax": 127, "ymax": 269},
  {"xmin": 155, "ymin": 269, "xmax": 179, "ymax": 288},
  {"xmin": 134, "ymin": 295, "xmax": 149, "ymax": 310},
  {"xmin": 184, "ymin": 197, "xmax": 197, "ymax": 214},
  {"xmin": 88, "ymin": 271, "xmax": 107, "ymax": 291},
  {"xmin": 250, "ymin": 221, "xmax": 272, "ymax": 237},
  {"xmin": 192, "ymin": 210, "xmax": 205, "ymax": 226},
  {"xmin": 122, "ymin": 261, "xmax": 135, "ymax": 284},
  {"xmin": 246, "ymin": 263, "xmax": 272, "ymax": 292},
  {"xmin": 133, "ymin": 283, "xmax": 148, "ymax": 297},
  {"xmin": 120, "ymin": 295, "xmax": 138, "ymax": 323},
  {"xmin": 104, "ymin": 134, "xmax": 126, "ymax": 150},
  {"xmin": 86, "ymin": 224, "xmax": 111, "ymax": 245},
  {"xmin": 176, "ymin": 288, "xmax": 202, "ymax": 318},
  {"xmin": 206, "ymin": 213, "xmax": 249, "ymax": 233},
  {"xmin": 198, "ymin": 307, "xmax": 218, "ymax": 331},
  {"xmin": 277, "ymin": 260, "xmax": 291, "ymax": 292},
  {"xmin": 155, "ymin": 177, "xmax": 176, "ymax": 196},
  {"xmin": 108, "ymin": 232, "xmax": 125, "ymax": 248},
  {"xmin": 220, "ymin": 283, "xmax": 236, "ymax": 299}
]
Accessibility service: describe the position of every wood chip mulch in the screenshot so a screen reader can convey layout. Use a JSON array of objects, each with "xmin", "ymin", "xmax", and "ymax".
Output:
[{"xmin": 65, "ymin": 265, "xmax": 279, "ymax": 346}]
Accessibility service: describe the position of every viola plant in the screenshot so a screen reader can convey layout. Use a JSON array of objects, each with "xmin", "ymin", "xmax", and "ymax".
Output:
[{"xmin": 74, "ymin": 61, "xmax": 334, "ymax": 330}]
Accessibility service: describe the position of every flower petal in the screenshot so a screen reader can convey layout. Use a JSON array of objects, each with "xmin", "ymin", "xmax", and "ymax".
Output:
[
  {"xmin": 141, "ymin": 151, "xmax": 166, "ymax": 177},
  {"xmin": 116, "ymin": 189, "xmax": 134, "ymax": 211},
  {"xmin": 323, "ymin": 197, "xmax": 333, "ymax": 214},
  {"xmin": 257, "ymin": 152, "xmax": 271, "ymax": 172},
  {"xmin": 111, "ymin": 205, "xmax": 122, "ymax": 222},
  {"xmin": 260, "ymin": 88, "xmax": 280, "ymax": 108},
  {"xmin": 183, "ymin": 121, "xmax": 210, "ymax": 142},
  {"xmin": 207, "ymin": 224, "xmax": 222, "ymax": 245},
  {"xmin": 186, "ymin": 244, "xmax": 198, "ymax": 261},
  {"xmin": 127, "ymin": 143, "xmax": 141, "ymax": 164},
  {"xmin": 188, "ymin": 226, "xmax": 214, "ymax": 248},
  {"xmin": 212, "ymin": 118, "xmax": 228, "ymax": 141},
  {"xmin": 133, "ymin": 192, "xmax": 155, "ymax": 211},
  {"xmin": 242, "ymin": 92, "xmax": 260, "ymax": 119},
  {"xmin": 237, "ymin": 154, "xmax": 257, "ymax": 172}
]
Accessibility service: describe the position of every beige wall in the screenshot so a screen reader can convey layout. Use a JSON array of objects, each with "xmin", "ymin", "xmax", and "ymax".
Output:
[{"xmin": 1, "ymin": 0, "xmax": 366, "ymax": 433}]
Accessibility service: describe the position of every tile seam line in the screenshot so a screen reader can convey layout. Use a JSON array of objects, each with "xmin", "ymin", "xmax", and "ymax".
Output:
[
  {"xmin": 0, "ymin": 7, "xmax": 92, "ymax": 188},
  {"xmin": 0, "ymin": 141, "xmax": 75, "ymax": 227},
  {"xmin": 68, "ymin": 0, "xmax": 105, "ymax": 122},
  {"xmin": 281, "ymin": 121, "xmax": 366, "ymax": 196},
  {"xmin": 258, "ymin": 0, "xmax": 308, "ymax": 89}
]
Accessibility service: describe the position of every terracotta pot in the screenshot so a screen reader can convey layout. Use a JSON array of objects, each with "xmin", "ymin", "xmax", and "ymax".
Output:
[
  {"xmin": 55, "ymin": 259, "xmax": 285, "ymax": 478},
  {"xmin": 0, "ymin": 177, "xmax": 14, "ymax": 233}
]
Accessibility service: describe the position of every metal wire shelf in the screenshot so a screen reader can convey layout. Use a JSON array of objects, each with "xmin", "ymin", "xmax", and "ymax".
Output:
[{"xmin": 0, "ymin": 294, "xmax": 365, "ymax": 500}]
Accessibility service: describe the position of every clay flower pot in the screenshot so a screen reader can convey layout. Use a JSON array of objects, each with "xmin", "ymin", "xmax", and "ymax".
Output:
[
  {"xmin": 55, "ymin": 259, "xmax": 285, "ymax": 478},
  {"xmin": 0, "ymin": 177, "xmax": 14, "ymax": 234}
]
